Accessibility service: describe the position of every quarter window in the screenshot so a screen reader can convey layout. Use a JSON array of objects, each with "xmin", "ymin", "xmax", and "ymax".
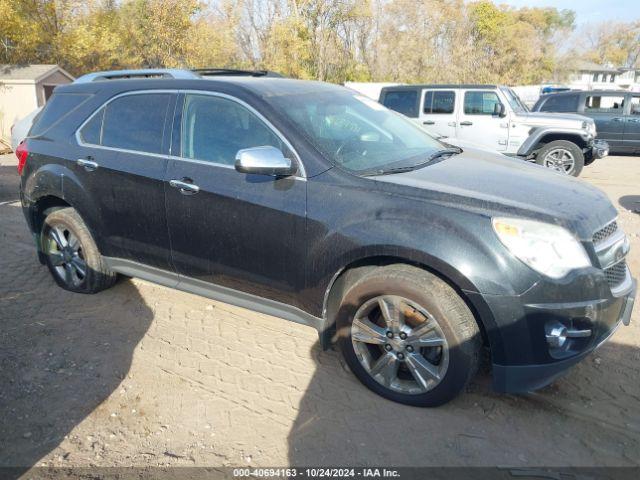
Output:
[
  {"xmin": 381, "ymin": 90, "xmax": 418, "ymax": 117},
  {"xmin": 423, "ymin": 91, "xmax": 455, "ymax": 114},
  {"xmin": 585, "ymin": 95, "xmax": 625, "ymax": 113},
  {"xmin": 181, "ymin": 94, "xmax": 285, "ymax": 166},
  {"xmin": 630, "ymin": 96, "xmax": 640, "ymax": 115},
  {"xmin": 79, "ymin": 108, "xmax": 103, "ymax": 144},
  {"xmin": 464, "ymin": 91, "xmax": 501, "ymax": 115}
]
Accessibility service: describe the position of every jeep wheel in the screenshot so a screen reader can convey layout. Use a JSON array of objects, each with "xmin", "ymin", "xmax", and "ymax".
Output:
[
  {"xmin": 536, "ymin": 140, "xmax": 584, "ymax": 177},
  {"xmin": 336, "ymin": 264, "xmax": 481, "ymax": 407},
  {"xmin": 42, "ymin": 207, "xmax": 117, "ymax": 293}
]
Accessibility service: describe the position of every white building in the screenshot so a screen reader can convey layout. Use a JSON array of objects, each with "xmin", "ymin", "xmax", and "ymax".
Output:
[
  {"xmin": 566, "ymin": 60, "xmax": 640, "ymax": 92},
  {"xmin": 0, "ymin": 64, "xmax": 74, "ymax": 146}
]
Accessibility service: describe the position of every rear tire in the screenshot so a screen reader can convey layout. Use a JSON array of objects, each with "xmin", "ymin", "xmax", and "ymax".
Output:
[
  {"xmin": 336, "ymin": 264, "xmax": 481, "ymax": 407},
  {"xmin": 41, "ymin": 207, "xmax": 117, "ymax": 293},
  {"xmin": 535, "ymin": 140, "xmax": 584, "ymax": 177}
]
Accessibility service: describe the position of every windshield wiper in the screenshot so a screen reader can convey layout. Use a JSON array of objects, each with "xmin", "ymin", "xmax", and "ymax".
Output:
[{"xmin": 363, "ymin": 147, "xmax": 462, "ymax": 176}]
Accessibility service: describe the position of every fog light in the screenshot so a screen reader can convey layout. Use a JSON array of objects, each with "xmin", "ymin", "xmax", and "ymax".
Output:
[{"xmin": 545, "ymin": 322, "xmax": 568, "ymax": 348}]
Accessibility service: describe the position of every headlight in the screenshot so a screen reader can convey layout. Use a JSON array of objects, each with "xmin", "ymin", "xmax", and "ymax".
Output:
[{"xmin": 492, "ymin": 218, "xmax": 591, "ymax": 279}]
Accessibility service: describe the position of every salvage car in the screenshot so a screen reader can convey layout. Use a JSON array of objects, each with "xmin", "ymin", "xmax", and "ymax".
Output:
[
  {"xmin": 18, "ymin": 69, "xmax": 636, "ymax": 406},
  {"xmin": 379, "ymin": 84, "xmax": 609, "ymax": 176}
]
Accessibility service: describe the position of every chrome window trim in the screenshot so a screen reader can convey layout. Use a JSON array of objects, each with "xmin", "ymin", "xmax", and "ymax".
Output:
[{"xmin": 74, "ymin": 88, "xmax": 307, "ymax": 178}]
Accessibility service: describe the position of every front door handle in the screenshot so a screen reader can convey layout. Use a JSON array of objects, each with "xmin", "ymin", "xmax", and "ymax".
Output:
[
  {"xmin": 423, "ymin": 120, "xmax": 435, "ymax": 125},
  {"xmin": 612, "ymin": 117, "xmax": 626, "ymax": 122},
  {"xmin": 169, "ymin": 178, "xmax": 200, "ymax": 195},
  {"xmin": 459, "ymin": 121, "xmax": 473, "ymax": 126},
  {"xmin": 76, "ymin": 158, "xmax": 98, "ymax": 172}
]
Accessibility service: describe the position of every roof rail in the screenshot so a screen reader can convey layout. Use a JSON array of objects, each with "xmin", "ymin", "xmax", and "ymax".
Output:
[
  {"xmin": 74, "ymin": 68, "xmax": 200, "ymax": 83},
  {"xmin": 193, "ymin": 68, "xmax": 284, "ymax": 78}
]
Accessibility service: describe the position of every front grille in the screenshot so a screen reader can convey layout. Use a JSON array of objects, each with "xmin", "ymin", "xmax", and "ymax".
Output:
[
  {"xmin": 593, "ymin": 220, "xmax": 618, "ymax": 245},
  {"xmin": 604, "ymin": 261, "xmax": 627, "ymax": 288}
]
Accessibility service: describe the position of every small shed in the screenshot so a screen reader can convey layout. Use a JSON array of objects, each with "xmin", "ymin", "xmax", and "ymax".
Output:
[{"xmin": 0, "ymin": 64, "xmax": 74, "ymax": 144}]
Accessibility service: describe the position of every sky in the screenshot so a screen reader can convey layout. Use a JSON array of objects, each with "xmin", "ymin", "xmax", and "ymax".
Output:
[{"xmin": 499, "ymin": 0, "xmax": 640, "ymax": 25}]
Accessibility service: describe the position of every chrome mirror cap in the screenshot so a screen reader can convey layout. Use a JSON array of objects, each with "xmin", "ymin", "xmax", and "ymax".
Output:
[{"xmin": 234, "ymin": 146, "xmax": 295, "ymax": 177}]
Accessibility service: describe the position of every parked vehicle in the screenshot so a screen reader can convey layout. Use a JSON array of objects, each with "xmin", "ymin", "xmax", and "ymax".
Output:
[
  {"xmin": 18, "ymin": 69, "xmax": 635, "ymax": 406},
  {"xmin": 533, "ymin": 90, "xmax": 640, "ymax": 154},
  {"xmin": 379, "ymin": 84, "xmax": 609, "ymax": 176}
]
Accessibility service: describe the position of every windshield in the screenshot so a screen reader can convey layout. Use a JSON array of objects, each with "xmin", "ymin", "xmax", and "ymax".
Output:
[
  {"xmin": 269, "ymin": 90, "xmax": 444, "ymax": 173},
  {"xmin": 501, "ymin": 87, "xmax": 529, "ymax": 114}
]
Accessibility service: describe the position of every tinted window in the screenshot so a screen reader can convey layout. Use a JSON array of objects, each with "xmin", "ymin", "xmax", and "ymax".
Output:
[
  {"xmin": 381, "ymin": 90, "xmax": 418, "ymax": 117},
  {"xmin": 585, "ymin": 95, "xmax": 625, "ymax": 113},
  {"xmin": 30, "ymin": 93, "xmax": 91, "ymax": 136},
  {"xmin": 101, "ymin": 94, "xmax": 171, "ymax": 153},
  {"xmin": 464, "ymin": 91, "xmax": 500, "ymax": 115},
  {"xmin": 79, "ymin": 108, "xmax": 104, "ymax": 144},
  {"xmin": 539, "ymin": 94, "xmax": 579, "ymax": 113},
  {"xmin": 423, "ymin": 90, "xmax": 455, "ymax": 114},
  {"xmin": 181, "ymin": 94, "xmax": 284, "ymax": 165}
]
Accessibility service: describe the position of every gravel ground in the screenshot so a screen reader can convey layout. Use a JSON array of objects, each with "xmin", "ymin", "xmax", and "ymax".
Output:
[{"xmin": 0, "ymin": 153, "xmax": 639, "ymax": 471}]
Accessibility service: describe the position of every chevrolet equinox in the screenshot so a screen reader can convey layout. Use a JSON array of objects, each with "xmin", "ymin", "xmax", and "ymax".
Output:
[{"xmin": 17, "ymin": 69, "xmax": 636, "ymax": 406}]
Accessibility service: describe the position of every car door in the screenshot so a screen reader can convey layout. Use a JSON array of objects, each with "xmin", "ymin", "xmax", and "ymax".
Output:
[
  {"xmin": 74, "ymin": 91, "xmax": 176, "ymax": 270},
  {"xmin": 623, "ymin": 93, "xmax": 640, "ymax": 153},
  {"xmin": 419, "ymin": 89, "xmax": 457, "ymax": 138},
  {"xmin": 456, "ymin": 90, "xmax": 508, "ymax": 151},
  {"xmin": 582, "ymin": 93, "xmax": 626, "ymax": 150},
  {"xmin": 164, "ymin": 92, "xmax": 307, "ymax": 307}
]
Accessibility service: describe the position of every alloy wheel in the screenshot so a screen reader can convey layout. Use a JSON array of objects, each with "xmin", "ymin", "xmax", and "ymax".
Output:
[
  {"xmin": 543, "ymin": 148, "xmax": 575, "ymax": 175},
  {"xmin": 351, "ymin": 295, "xmax": 449, "ymax": 395},
  {"xmin": 45, "ymin": 224, "xmax": 87, "ymax": 287}
]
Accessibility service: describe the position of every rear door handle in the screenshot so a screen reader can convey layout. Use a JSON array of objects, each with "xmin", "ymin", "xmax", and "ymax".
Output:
[
  {"xmin": 459, "ymin": 121, "xmax": 473, "ymax": 126},
  {"xmin": 612, "ymin": 117, "xmax": 626, "ymax": 122},
  {"xmin": 423, "ymin": 120, "xmax": 435, "ymax": 125},
  {"xmin": 76, "ymin": 158, "xmax": 98, "ymax": 171},
  {"xmin": 169, "ymin": 179, "xmax": 200, "ymax": 195}
]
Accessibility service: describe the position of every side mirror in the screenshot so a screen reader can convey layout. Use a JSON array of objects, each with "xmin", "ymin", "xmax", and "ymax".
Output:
[
  {"xmin": 234, "ymin": 146, "xmax": 295, "ymax": 177},
  {"xmin": 494, "ymin": 103, "xmax": 506, "ymax": 117}
]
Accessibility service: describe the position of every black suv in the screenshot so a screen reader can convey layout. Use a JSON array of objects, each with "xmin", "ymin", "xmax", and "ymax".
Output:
[
  {"xmin": 533, "ymin": 90, "xmax": 640, "ymax": 154},
  {"xmin": 18, "ymin": 69, "xmax": 636, "ymax": 406}
]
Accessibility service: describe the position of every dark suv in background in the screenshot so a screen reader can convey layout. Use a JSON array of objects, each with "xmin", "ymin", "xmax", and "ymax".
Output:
[
  {"xmin": 533, "ymin": 90, "xmax": 640, "ymax": 154},
  {"xmin": 17, "ymin": 69, "xmax": 636, "ymax": 407}
]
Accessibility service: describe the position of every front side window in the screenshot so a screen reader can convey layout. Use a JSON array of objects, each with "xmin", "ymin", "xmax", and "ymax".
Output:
[
  {"xmin": 423, "ymin": 90, "xmax": 455, "ymax": 114},
  {"xmin": 270, "ymin": 90, "xmax": 444, "ymax": 174},
  {"xmin": 464, "ymin": 91, "xmax": 501, "ymax": 115},
  {"xmin": 585, "ymin": 95, "xmax": 625, "ymax": 113},
  {"xmin": 181, "ymin": 94, "xmax": 285, "ymax": 165},
  {"xmin": 80, "ymin": 93, "xmax": 171, "ymax": 153},
  {"xmin": 381, "ymin": 90, "xmax": 418, "ymax": 117}
]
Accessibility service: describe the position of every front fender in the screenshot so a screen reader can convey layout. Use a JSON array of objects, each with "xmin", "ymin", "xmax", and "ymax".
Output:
[{"xmin": 517, "ymin": 127, "xmax": 592, "ymax": 156}]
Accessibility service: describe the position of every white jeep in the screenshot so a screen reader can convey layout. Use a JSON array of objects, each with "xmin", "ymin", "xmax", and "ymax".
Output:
[{"xmin": 379, "ymin": 84, "xmax": 609, "ymax": 176}]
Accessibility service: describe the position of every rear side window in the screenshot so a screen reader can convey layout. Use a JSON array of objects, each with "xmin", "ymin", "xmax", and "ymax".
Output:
[
  {"xmin": 423, "ymin": 90, "xmax": 455, "ymax": 114},
  {"xmin": 80, "ymin": 93, "xmax": 172, "ymax": 154},
  {"xmin": 381, "ymin": 90, "xmax": 418, "ymax": 117},
  {"xmin": 30, "ymin": 93, "xmax": 91, "ymax": 136},
  {"xmin": 539, "ymin": 94, "xmax": 579, "ymax": 113},
  {"xmin": 585, "ymin": 95, "xmax": 625, "ymax": 113},
  {"xmin": 464, "ymin": 91, "xmax": 501, "ymax": 115}
]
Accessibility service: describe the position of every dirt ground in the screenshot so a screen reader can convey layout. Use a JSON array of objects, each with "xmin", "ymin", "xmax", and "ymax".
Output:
[{"xmin": 1, "ymin": 153, "xmax": 639, "ymax": 470}]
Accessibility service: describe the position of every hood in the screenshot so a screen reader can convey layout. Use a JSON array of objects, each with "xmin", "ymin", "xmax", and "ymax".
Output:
[
  {"xmin": 516, "ymin": 111, "xmax": 593, "ymax": 128},
  {"xmin": 371, "ymin": 147, "xmax": 616, "ymax": 240}
]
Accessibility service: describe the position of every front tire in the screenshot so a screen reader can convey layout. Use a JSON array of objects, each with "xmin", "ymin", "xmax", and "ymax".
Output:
[
  {"xmin": 336, "ymin": 264, "xmax": 481, "ymax": 407},
  {"xmin": 41, "ymin": 207, "xmax": 117, "ymax": 293},
  {"xmin": 535, "ymin": 140, "xmax": 584, "ymax": 177}
]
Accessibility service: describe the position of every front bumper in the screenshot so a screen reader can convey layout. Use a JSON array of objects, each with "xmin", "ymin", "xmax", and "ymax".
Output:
[
  {"xmin": 477, "ymin": 274, "xmax": 636, "ymax": 394},
  {"xmin": 590, "ymin": 139, "xmax": 609, "ymax": 160}
]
